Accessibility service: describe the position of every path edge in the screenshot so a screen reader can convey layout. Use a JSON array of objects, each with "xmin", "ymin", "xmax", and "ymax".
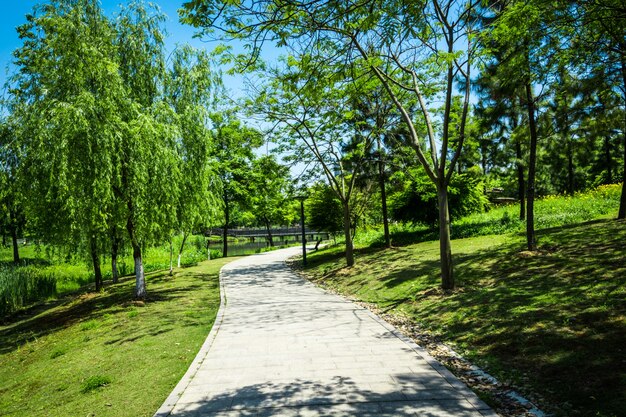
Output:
[{"xmin": 153, "ymin": 262, "xmax": 229, "ymax": 417}]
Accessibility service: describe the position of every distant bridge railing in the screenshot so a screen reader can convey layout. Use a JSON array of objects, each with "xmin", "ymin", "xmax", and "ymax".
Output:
[{"xmin": 205, "ymin": 227, "xmax": 329, "ymax": 241}]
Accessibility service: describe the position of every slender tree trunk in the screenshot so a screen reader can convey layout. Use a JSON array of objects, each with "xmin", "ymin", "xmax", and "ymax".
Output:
[
  {"xmin": 169, "ymin": 238, "xmax": 173, "ymax": 276},
  {"xmin": 90, "ymin": 237, "xmax": 102, "ymax": 292},
  {"xmin": 111, "ymin": 236, "xmax": 119, "ymax": 284},
  {"xmin": 177, "ymin": 232, "xmax": 188, "ymax": 268},
  {"xmin": 525, "ymin": 81, "xmax": 538, "ymax": 251},
  {"xmin": 564, "ymin": 111, "xmax": 574, "ymax": 195},
  {"xmin": 437, "ymin": 184, "xmax": 454, "ymax": 290},
  {"xmin": 516, "ymin": 137, "xmax": 526, "ymax": 221},
  {"xmin": 264, "ymin": 219, "xmax": 274, "ymax": 247},
  {"xmin": 2, "ymin": 231, "xmax": 7, "ymax": 248},
  {"xmin": 618, "ymin": 50, "xmax": 626, "ymax": 219},
  {"xmin": 342, "ymin": 202, "xmax": 354, "ymax": 267},
  {"xmin": 604, "ymin": 136, "xmax": 613, "ymax": 184},
  {"xmin": 377, "ymin": 137, "xmax": 391, "ymax": 248},
  {"xmin": 10, "ymin": 222, "xmax": 19, "ymax": 264},
  {"xmin": 126, "ymin": 215, "xmax": 146, "ymax": 299},
  {"xmin": 223, "ymin": 193, "xmax": 229, "ymax": 257},
  {"xmin": 206, "ymin": 239, "xmax": 211, "ymax": 260}
]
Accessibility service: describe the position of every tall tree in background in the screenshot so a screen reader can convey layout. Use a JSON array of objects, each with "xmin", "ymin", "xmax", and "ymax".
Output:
[
  {"xmin": 255, "ymin": 53, "xmax": 376, "ymax": 267},
  {"xmin": 114, "ymin": 1, "xmax": 180, "ymax": 297},
  {"xmin": 11, "ymin": 0, "xmax": 125, "ymax": 289},
  {"xmin": 165, "ymin": 45, "xmax": 222, "ymax": 269},
  {"xmin": 487, "ymin": 0, "xmax": 558, "ymax": 251},
  {"xmin": 211, "ymin": 115, "xmax": 261, "ymax": 257},
  {"xmin": 0, "ymin": 116, "xmax": 24, "ymax": 263},
  {"xmin": 250, "ymin": 155, "xmax": 292, "ymax": 246}
]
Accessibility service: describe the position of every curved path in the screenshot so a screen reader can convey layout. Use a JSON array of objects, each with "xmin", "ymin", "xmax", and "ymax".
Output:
[{"xmin": 155, "ymin": 247, "xmax": 497, "ymax": 417}]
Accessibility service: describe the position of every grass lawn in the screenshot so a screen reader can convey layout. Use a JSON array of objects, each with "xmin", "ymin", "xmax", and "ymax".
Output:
[
  {"xmin": 0, "ymin": 257, "xmax": 235, "ymax": 417},
  {"xmin": 301, "ymin": 219, "xmax": 626, "ymax": 417}
]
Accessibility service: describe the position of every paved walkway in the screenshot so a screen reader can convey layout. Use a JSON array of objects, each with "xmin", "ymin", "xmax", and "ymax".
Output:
[{"xmin": 155, "ymin": 247, "xmax": 497, "ymax": 417}]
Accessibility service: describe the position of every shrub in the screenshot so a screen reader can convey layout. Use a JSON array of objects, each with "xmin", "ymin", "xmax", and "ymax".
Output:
[{"xmin": 0, "ymin": 265, "xmax": 57, "ymax": 317}]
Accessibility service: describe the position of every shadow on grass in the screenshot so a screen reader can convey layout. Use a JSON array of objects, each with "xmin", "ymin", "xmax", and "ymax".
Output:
[
  {"xmin": 0, "ymin": 267, "xmax": 220, "ymax": 355},
  {"xmin": 305, "ymin": 219, "xmax": 626, "ymax": 417}
]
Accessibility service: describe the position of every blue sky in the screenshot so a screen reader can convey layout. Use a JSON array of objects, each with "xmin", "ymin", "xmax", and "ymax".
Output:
[{"xmin": 0, "ymin": 1, "xmax": 252, "ymax": 98}]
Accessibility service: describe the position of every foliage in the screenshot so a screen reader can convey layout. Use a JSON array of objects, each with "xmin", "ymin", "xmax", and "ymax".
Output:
[
  {"xmin": 0, "ymin": 265, "xmax": 56, "ymax": 316},
  {"xmin": 359, "ymin": 183, "xmax": 621, "ymax": 247},
  {"xmin": 304, "ymin": 183, "xmax": 343, "ymax": 237},
  {"xmin": 390, "ymin": 166, "xmax": 489, "ymax": 225}
]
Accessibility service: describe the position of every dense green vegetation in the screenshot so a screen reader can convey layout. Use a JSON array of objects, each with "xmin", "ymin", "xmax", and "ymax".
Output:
[
  {"xmin": 300, "ymin": 215, "xmax": 626, "ymax": 417},
  {"xmin": 0, "ymin": 257, "xmax": 233, "ymax": 417},
  {"xmin": 359, "ymin": 184, "xmax": 621, "ymax": 246},
  {"xmin": 182, "ymin": 0, "xmax": 626, "ymax": 290},
  {"xmin": 0, "ymin": 1, "xmax": 625, "ymax": 415}
]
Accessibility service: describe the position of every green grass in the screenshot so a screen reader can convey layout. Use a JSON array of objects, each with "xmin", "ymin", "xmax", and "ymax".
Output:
[
  {"xmin": 0, "ymin": 256, "xmax": 234, "ymax": 417},
  {"xmin": 301, "ymin": 219, "xmax": 626, "ymax": 417},
  {"xmin": 0, "ymin": 235, "xmax": 218, "ymax": 316},
  {"xmin": 357, "ymin": 183, "xmax": 622, "ymax": 247}
]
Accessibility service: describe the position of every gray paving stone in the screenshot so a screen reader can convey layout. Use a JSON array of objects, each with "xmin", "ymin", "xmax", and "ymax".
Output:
[{"xmin": 154, "ymin": 247, "xmax": 497, "ymax": 417}]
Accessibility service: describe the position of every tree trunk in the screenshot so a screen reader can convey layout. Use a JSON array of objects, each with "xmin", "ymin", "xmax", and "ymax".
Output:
[
  {"xmin": 177, "ymin": 232, "xmax": 188, "ymax": 268},
  {"xmin": 265, "ymin": 219, "xmax": 274, "ymax": 247},
  {"xmin": 90, "ymin": 237, "xmax": 102, "ymax": 292},
  {"xmin": 525, "ymin": 81, "xmax": 538, "ymax": 251},
  {"xmin": 604, "ymin": 136, "xmax": 613, "ymax": 184},
  {"xmin": 223, "ymin": 193, "xmax": 229, "ymax": 257},
  {"xmin": 515, "ymin": 137, "xmax": 526, "ymax": 221},
  {"xmin": 342, "ymin": 202, "xmax": 354, "ymax": 267},
  {"xmin": 10, "ymin": 222, "xmax": 19, "ymax": 264},
  {"xmin": 126, "ymin": 216, "xmax": 146, "ymax": 299},
  {"xmin": 437, "ymin": 184, "xmax": 454, "ymax": 290},
  {"xmin": 567, "ymin": 138, "xmax": 574, "ymax": 194},
  {"xmin": 618, "ymin": 49, "xmax": 626, "ymax": 219},
  {"xmin": 377, "ymin": 136, "xmax": 391, "ymax": 248},
  {"xmin": 111, "ymin": 237, "xmax": 119, "ymax": 284},
  {"xmin": 206, "ymin": 238, "xmax": 211, "ymax": 260},
  {"xmin": 2, "ymin": 230, "xmax": 6, "ymax": 247},
  {"xmin": 169, "ymin": 238, "xmax": 173, "ymax": 276}
]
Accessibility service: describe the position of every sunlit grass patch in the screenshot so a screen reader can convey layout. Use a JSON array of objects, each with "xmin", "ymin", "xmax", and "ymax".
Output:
[{"xmin": 0, "ymin": 256, "xmax": 235, "ymax": 417}]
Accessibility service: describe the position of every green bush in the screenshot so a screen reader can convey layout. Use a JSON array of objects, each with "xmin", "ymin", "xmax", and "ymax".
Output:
[
  {"xmin": 390, "ymin": 166, "xmax": 489, "ymax": 225},
  {"xmin": 0, "ymin": 265, "xmax": 57, "ymax": 317}
]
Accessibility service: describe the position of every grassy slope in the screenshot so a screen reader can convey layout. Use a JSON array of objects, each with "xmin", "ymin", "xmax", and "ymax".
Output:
[
  {"xmin": 0, "ymin": 257, "xmax": 234, "ymax": 417},
  {"xmin": 303, "ymin": 219, "xmax": 626, "ymax": 417}
]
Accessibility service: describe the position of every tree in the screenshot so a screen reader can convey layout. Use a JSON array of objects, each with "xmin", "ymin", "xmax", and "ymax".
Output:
[
  {"xmin": 486, "ymin": 0, "xmax": 562, "ymax": 251},
  {"xmin": 305, "ymin": 183, "xmax": 343, "ymax": 240},
  {"xmin": 211, "ymin": 115, "xmax": 262, "ymax": 257},
  {"xmin": 0, "ymin": 116, "xmax": 24, "ymax": 263},
  {"xmin": 182, "ymin": 0, "xmax": 479, "ymax": 289},
  {"xmin": 114, "ymin": 1, "xmax": 180, "ymax": 297},
  {"xmin": 11, "ymin": 0, "xmax": 126, "ymax": 289},
  {"xmin": 250, "ymin": 155, "xmax": 292, "ymax": 246},
  {"xmin": 165, "ymin": 45, "xmax": 221, "ymax": 270},
  {"xmin": 254, "ymin": 52, "xmax": 377, "ymax": 267}
]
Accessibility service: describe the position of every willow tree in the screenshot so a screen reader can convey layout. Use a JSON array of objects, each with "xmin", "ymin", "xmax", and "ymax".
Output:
[
  {"xmin": 0, "ymin": 116, "xmax": 24, "ymax": 264},
  {"xmin": 11, "ymin": 0, "xmax": 125, "ymax": 290},
  {"xmin": 182, "ymin": 0, "xmax": 480, "ymax": 289},
  {"xmin": 165, "ymin": 45, "xmax": 222, "ymax": 270},
  {"xmin": 114, "ymin": 1, "xmax": 180, "ymax": 298}
]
